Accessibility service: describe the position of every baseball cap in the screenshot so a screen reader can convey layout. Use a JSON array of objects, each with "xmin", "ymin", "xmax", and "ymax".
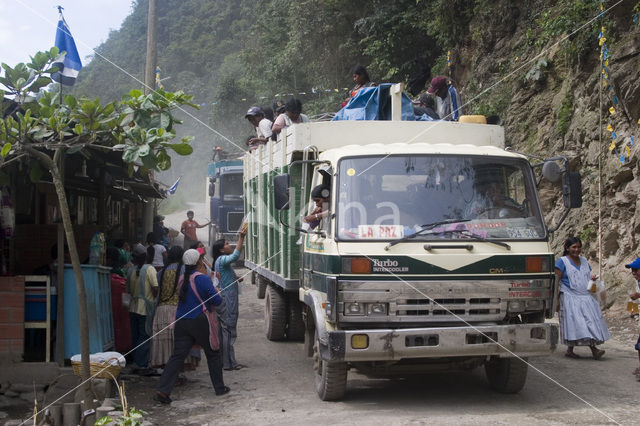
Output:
[
  {"xmin": 426, "ymin": 76, "xmax": 447, "ymax": 94},
  {"xmin": 625, "ymin": 257, "xmax": 640, "ymax": 269},
  {"xmin": 245, "ymin": 106, "xmax": 264, "ymax": 118},
  {"xmin": 183, "ymin": 249, "xmax": 201, "ymax": 266}
]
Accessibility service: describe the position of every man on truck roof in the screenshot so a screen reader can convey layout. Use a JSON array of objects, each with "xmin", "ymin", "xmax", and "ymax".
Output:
[
  {"xmin": 245, "ymin": 106, "xmax": 272, "ymax": 150},
  {"xmin": 426, "ymin": 76, "xmax": 462, "ymax": 121}
]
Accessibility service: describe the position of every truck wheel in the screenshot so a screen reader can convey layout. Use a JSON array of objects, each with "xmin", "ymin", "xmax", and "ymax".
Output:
[
  {"xmin": 256, "ymin": 276, "xmax": 268, "ymax": 299},
  {"xmin": 484, "ymin": 356, "xmax": 528, "ymax": 394},
  {"xmin": 313, "ymin": 331, "xmax": 347, "ymax": 401},
  {"xmin": 304, "ymin": 311, "xmax": 315, "ymax": 357},
  {"xmin": 286, "ymin": 294, "xmax": 305, "ymax": 341},
  {"xmin": 264, "ymin": 285, "xmax": 286, "ymax": 341}
]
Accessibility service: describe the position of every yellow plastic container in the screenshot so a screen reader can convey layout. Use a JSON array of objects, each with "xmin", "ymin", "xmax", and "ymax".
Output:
[{"xmin": 458, "ymin": 115, "xmax": 487, "ymax": 124}]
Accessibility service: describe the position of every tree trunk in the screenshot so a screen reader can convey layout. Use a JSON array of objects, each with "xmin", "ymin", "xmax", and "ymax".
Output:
[{"xmin": 27, "ymin": 147, "xmax": 93, "ymax": 407}]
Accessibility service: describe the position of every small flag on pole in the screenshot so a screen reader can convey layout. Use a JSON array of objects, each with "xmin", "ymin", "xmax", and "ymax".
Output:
[
  {"xmin": 168, "ymin": 177, "xmax": 181, "ymax": 195},
  {"xmin": 51, "ymin": 6, "xmax": 82, "ymax": 86}
]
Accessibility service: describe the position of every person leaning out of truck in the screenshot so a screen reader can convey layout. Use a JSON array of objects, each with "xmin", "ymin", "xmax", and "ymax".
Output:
[
  {"xmin": 271, "ymin": 98, "xmax": 309, "ymax": 136},
  {"xmin": 245, "ymin": 106, "xmax": 272, "ymax": 150},
  {"xmin": 303, "ymin": 184, "xmax": 331, "ymax": 230}
]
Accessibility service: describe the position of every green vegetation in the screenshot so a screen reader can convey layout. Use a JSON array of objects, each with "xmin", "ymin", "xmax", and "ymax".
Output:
[
  {"xmin": 580, "ymin": 224, "xmax": 596, "ymax": 242},
  {"xmin": 526, "ymin": 0, "xmax": 606, "ymax": 66}
]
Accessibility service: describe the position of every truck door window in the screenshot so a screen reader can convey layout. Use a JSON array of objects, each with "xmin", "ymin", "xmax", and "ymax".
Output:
[{"xmin": 336, "ymin": 155, "xmax": 545, "ymax": 241}]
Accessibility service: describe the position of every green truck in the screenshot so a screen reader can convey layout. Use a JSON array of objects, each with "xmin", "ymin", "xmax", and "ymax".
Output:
[{"xmin": 243, "ymin": 87, "xmax": 581, "ymax": 400}]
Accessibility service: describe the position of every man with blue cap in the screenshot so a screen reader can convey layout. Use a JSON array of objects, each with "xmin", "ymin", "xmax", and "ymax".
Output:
[{"xmin": 624, "ymin": 257, "xmax": 640, "ymax": 378}]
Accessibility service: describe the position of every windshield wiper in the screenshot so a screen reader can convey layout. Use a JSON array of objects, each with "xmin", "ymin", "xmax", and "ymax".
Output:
[
  {"xmin": 384, "ymin": 219, "xmax": 470, "ymax": 250},
  {"xmin": 444, "ymin": 229, "xmax": 511, "ymax": 250}
]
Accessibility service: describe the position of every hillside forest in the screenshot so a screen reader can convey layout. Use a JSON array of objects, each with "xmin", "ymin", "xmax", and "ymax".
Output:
[{"xmin": 72, "ymin": 0, "xmax": 640, "ymax": 293}]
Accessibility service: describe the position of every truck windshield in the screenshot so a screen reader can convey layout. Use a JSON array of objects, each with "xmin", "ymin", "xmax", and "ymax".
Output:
[
  {"xmin": 336, "ymin": 155, "xmax": 545, "ymax": 241},
  {"xmin": 220, "ymin": 173, "xmax": 243, "ymax": 201}
]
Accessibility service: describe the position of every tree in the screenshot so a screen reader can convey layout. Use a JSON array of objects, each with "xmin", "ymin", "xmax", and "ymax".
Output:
[{"xmin": 0, "ymin": 48, "xmax": 197, "ymax": 406}]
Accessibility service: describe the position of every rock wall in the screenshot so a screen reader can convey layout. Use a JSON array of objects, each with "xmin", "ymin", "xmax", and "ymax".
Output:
[{"xmin": 457, "ymin": 1, "xmax": 640, "ymax": 304}]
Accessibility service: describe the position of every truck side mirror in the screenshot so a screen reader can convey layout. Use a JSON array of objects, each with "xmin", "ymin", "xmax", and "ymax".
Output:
[
  {"xmin": 562, "ymin": 171, "xmax": 582, "ymax": 208},
  {"xmin": 208, "ymin": 183, "xmax": 214, "ymax": 197},
  {"xmin": 542, "ymin": 161, "xmax": 561, "ymax": 183},
  {"xmin": 274, "ymin": 173, "xmax": 291, "ymax": 210}
]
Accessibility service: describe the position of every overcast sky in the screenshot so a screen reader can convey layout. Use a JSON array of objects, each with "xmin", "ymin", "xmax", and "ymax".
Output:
[{"xmin": 0, "ymin": 0, "xmax": 134, "ymax": 67}]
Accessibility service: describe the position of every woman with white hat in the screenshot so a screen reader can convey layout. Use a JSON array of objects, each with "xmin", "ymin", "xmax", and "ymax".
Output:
[{"xmin": 155, "ymin": 249, "xmax": 228, "ymax": 404}]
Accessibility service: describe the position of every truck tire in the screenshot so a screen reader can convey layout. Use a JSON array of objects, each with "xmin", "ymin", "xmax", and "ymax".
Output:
[
  {"xmin": 286, "ymin": 294, "xmax": 305, "ymax": 341},
  {"xmin": 256, "ymin": 276, "xmax": 268, "ymax": 299},
  {"xmin": 265, "ymin": 285, "xmax": 287, "ymax": 341},
  {"xmin": 313, "ymin": 331, "xmax": 347, "ymax": 401},
  {"xmin": 484, "ymin": 356, "xmax": 528, "ymax": 394}
]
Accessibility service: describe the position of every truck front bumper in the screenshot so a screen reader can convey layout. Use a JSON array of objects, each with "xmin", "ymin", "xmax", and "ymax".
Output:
[{"xmin": 324, "ymin": 323, "xmax": 558, "ymax": 362}]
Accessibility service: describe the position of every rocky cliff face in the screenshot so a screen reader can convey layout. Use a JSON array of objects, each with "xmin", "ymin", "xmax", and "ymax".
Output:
[{"xmin": 456, "ymin": 1, "xmax": 640, "ymax": 304}]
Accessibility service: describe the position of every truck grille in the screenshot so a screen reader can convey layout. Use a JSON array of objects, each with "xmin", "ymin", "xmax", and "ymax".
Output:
[
  {"xmin": 338, "ymin": 280, "xmax": 510, "ymax": 323},
  {"xmin": 397, "ymin": 297, "xmax": 501, "ymax": 317}
]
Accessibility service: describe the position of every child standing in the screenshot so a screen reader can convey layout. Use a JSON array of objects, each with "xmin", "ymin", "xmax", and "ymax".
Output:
[{"xmin": 624, "ymin": 257, "xmax": 640, "ymax": 377}]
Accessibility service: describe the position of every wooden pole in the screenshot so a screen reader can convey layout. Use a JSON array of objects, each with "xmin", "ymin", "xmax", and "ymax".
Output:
[
  {"xmin": 143, "ymin": 0, "xmax": 158, "ymax": 235},
  {"xmin": 144, "ymin": 0, "xmax": 157, "ymax": 95}
]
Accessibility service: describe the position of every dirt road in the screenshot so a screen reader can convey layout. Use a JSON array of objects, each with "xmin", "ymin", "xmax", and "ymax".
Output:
[
  {"xmin": 129, "ymin": 203, "xmax": 639, "ymax": 425},
  {"xmin": 128, "ymin": 279, "xmax": 639, "ymax": 425}
]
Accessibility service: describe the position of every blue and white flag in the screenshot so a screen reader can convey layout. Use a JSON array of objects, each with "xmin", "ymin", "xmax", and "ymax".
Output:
[
  {"xmin": 168, "ymin": 177, "xmax": 181, "ymax": 195},
  {"xmin": 51, "ymin": 9, "xmax": 82, "ymax": 86}
]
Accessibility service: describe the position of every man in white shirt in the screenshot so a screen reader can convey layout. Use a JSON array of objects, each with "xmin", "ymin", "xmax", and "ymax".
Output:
[
  {"xmin": 245, "ymin": 106, "xmax": 272, "ymax": 149},
  {"xmin": 426, "ymin": 76, "xmax": 462, "ymax": 121}
]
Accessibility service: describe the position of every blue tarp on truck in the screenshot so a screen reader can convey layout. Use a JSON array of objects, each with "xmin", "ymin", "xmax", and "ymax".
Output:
[{"xmin": 332, "ymin": 83, "xmax": 418, "ymax": 121}]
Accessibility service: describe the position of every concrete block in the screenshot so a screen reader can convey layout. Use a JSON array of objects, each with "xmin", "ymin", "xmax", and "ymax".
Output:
[
  {"xmin": 0, "ymin": 395, "xmax": 12, "ymax": 408},
  {"xmin": 44, "ymin": 373, "xmax": 81, "ymax": 406},
  {"xmin": 19, "ymin": 390, "xmax": 44, "ymax": 403},
  {"xmin": 10, "ymin": 383, "xmax": 46, "ymax": 393},
  {"xmin": 0, "ymin": 362, "xmax": 59, "ymax": 385}
]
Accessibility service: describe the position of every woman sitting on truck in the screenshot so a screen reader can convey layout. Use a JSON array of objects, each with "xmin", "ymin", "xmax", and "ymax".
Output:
[
  {"xmin": 271, "ymin": 98, "xmax": 309, "ymax": 135},
  {"xmin": 211, "ymin": 226, "xmax": 247, "ymax": 371}
]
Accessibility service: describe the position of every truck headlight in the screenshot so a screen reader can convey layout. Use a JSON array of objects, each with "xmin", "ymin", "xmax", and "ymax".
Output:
[
  {"xmin": 368, "ymin": 303, "xmax": 387, "ymax": 315},
  {"xmin": 345, "ymin": 302, "xmax": 365, "ymax": 315}
]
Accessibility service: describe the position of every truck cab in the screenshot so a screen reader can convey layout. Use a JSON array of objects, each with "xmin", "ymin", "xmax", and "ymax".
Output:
[{"xmin": 207, "ymin": 159, "xmax": 244, "ymax": 245}]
